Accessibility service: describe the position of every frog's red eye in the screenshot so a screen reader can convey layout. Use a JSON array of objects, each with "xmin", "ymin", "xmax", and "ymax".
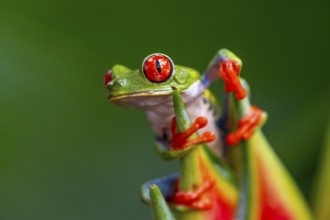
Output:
[
  {"xmin": 143, "ymin": 54, "xmax": 174, "ymax": 82},
  {"xmin": 104, "ymin": 69, "xmax": 112, "ymax": 86}
]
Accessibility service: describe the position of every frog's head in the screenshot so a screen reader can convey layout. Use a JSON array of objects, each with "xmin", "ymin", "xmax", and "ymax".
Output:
[{"xmin": 105, "ymin": 53, "xmax": 201, "ymax": 108}]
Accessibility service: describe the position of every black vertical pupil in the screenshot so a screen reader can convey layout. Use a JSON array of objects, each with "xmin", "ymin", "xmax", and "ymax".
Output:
[{"xmin": 155, "ymin": 59, "xmax": 162, "ymax": 73}]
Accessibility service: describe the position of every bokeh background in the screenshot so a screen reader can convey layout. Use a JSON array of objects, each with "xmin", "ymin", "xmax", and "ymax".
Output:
[{"xmin": 1, "ymin": 0, "xmax": 329, "ymax": 219}]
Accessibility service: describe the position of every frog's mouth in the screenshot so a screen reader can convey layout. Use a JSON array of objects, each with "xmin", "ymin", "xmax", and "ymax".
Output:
[
  {"xmin": 107, "ymin": 81, "xmax": 204, "ymax": 109},
  {"xmin": 108, "ymin": 89, "xmax": 174, "ymax": 108},
  {"xmin": 108, "ymin": 89, "xmax": 173, "ymax": 101}
]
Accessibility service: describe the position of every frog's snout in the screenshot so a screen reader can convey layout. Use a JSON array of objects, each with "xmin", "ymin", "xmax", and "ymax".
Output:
[{"xmin": 104, "ymin": 69, "xmax": 112, "ymax": 86}]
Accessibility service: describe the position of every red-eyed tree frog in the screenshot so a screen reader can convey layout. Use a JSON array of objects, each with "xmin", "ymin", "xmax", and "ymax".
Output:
[
  {"xmin": 105, "ymin": 49, "xmax": 244, "ymax": 219},
  {"xmin": 105, "ymin": 49, "xmax": 242, "ymax": 158}
]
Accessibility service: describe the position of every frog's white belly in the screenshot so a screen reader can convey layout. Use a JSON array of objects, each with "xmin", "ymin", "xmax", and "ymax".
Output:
[{"xmin": 145, "ymin": 81, "xmax": 223, "ymax": 157}]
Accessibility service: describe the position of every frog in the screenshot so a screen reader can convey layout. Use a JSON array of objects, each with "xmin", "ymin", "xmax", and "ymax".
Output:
[
  {"xmin": 105, "ymin": 49, "xmax": 245, "ymax": 158},
  {"xmin": 105, "ymin": 49, "xmax": 247, "ymax": 219}
]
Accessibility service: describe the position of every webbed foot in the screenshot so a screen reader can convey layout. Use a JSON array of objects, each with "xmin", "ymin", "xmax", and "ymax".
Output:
[
  {"xmin": 219, "ymin": 59, "xmax": 246, "ymax": 100},
  {"xmin": 226, "ymin": 105, "xmax": 264, "ymax": 146},
  {"xmin": 170, "ymin": 116, "xmax": 216, "ymax": 150}
]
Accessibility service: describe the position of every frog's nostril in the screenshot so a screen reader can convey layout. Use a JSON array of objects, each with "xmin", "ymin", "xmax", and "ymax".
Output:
[{"xmin": 104, "ymin": 69, "xmax": 112, "ymax": 86}]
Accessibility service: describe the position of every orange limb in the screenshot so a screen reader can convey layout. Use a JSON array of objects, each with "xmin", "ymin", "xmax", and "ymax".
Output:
[
  {"xmin": 226, "ymin": 106, "xmax": 263, "ymax": 146},
  {"xmin": 219, "ymin": 60, "xmax": 246, "ymax": 100},
  {"xmin": 169, "ymin": 179, "xmax": 215, "ymax": 210},
  {"xmin": 171, "ymin": 117, "xmax": 216, "ymax": 150}
]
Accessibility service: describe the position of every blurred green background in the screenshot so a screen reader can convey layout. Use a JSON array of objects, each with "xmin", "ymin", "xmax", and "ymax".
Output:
[{"xmin": 0, "ymin": 0, "xmax": 329, "ymax": 219}]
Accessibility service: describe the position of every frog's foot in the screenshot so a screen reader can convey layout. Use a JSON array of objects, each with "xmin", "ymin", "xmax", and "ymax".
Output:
[
  {"xmin": 170, "ymin": 116, "xmax": 216, "ymax": 150},
  {"xmin": 169, "ymin": 179, "xmax": 215, "ymax": 210},
  {"xmin": 226, "ymin": 105, "xmax": 263, "ymax": 146},
  {"xmin": 219, "ymin": 59, "xmax": 246, "ymax": 100}
]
